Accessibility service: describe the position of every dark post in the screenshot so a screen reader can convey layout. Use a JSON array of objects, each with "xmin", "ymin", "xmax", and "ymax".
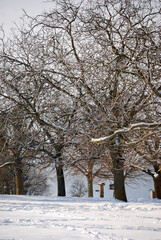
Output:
[{"xmin": 98, "ymin": 183, "xmax": 105, "ymax": 198}]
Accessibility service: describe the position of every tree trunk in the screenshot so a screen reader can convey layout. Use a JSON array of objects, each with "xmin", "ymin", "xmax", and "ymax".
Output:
[
  {"xmin": 87, "ymin": 175, "xmax": 93, "ymax": 197},
  {"xmin": 153, "ymin": 173, "xmax": 161, "ymax": 199},
  {"xmin": 55, "ymin": 144, "xmax": 66, "ymax": 197},
  {"xmin": 14, "ymin": 157, "xmax": 24, "ymax": 195},
  {"xmin": 56, "ymin": 160, "xmax": 66, "ymax": 196},
  {"xmin": 110, "ymin": 144, "xmax": 127, "ymax": 202}
]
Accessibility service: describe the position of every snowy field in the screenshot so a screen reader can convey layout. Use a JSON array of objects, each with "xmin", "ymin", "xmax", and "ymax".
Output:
[{"xmin": 0, "ymin": 195, "xmax": 161, "ymax": 240}]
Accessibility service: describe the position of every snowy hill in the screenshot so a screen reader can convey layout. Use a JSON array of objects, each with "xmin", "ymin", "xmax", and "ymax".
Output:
[{"xmin": 0, "ymin": 195, "xmax": 161, "ymax": 240}]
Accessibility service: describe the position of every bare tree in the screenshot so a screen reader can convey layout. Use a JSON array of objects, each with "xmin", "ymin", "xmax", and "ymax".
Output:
[
  {"xmin": 82, "ymin": 0, "xmax": 161, "ymax": 201},
  {"xmin": 70, "ymin": 179, "xmax": 87, "ymax": 197},
  {"xmin": 66, "ymin": 137, "xmax": 112, "ymax": 197},
  {"xmin": 0, "ymin": 107, "xmax": 36, "ymax": 194}
]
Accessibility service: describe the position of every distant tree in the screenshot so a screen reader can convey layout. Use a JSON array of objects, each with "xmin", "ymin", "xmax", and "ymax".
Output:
[
  {"xmin": 24, "ymin": 167, "xmax": 49, "ymax": 195},
  {"xmin": 70, "ymin": 179, "xmax": 87, "ymax": 197},
  {"xmin": 66, "ymin": 137, "xmax": 112, "ymax": 197}
]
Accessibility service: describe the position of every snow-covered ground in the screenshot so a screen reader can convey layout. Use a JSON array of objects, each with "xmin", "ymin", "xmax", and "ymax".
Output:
[{"xmin": 0, "ymin": 195, "xmax": 161, "ymax": 240}]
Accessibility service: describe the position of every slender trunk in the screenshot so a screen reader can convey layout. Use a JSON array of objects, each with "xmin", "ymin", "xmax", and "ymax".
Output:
[
  {"xmin": 87, "ymin": 174, "xmax": 93, "ymax": 197},
  {"xmin": 110, "ymin": 144, "xmax": 127, "ymax": 202},
  {"xmin": 153, "ymin": 173, "xmax": 161, "ymax": 199},
  {"xmin": 56, "ymin": 162, "xmax": 66, "ymax": 196},
  {"xmin": 14, "ymin": 157, "xmax": 24, "ymax": 195}
]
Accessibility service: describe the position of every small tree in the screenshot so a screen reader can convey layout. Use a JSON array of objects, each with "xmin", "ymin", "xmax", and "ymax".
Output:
[
  {"xmin": 24, "ymin": 167, "xmax": 49, "ymax": 196},
  {"xmin": 66, "ymin": 136, "xmax": 112, "ymax": 197},
  {"xmin": 70, "ymin": 179, "xmax": 87, "ymax": 197}
]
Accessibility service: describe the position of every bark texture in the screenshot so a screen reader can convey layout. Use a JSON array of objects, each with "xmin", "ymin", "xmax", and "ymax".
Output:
[
  {"xmin": 110, "ymin": 145, "xmax": 127, "ymax": 202},
  {"xmin": 87, "ymin": 174, "xmax": 93, "ymax": 197},
  {"xmin": 14, "ymin": 157, "xmax": 24, "ymax": 195}
]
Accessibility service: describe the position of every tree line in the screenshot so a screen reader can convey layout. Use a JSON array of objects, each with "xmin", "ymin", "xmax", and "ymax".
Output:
[{"xmin": 0, "ymin": 0, "xmax": 161, "ymax": 201}]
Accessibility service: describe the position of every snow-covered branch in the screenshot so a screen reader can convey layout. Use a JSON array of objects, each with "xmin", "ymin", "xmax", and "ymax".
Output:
[
  {"xmin": 91, "ymin": 122, "xmax": 161, "ymax": 143},
  {"xmin": 130, "ymin": 164, "xmax": 158, "ymax": 178},
  {"xmin": 0, "ymin": 162, "xmax": 15, "ymax": 169}
]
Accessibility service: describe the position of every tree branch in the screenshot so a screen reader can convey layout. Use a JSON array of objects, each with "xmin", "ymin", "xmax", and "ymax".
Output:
[
  {"xmin": 124, "ymin": 130, "xmax": 161, "ymax": 146},
  {"xmin": 130, "ymin": 164, "xmax": 154, "ymax": 178},
  {"xmin": 91, "ymin": 122, "xmax": 161, "ymax": 143},
  {"xmin": 0, "ymin": 162, "xmax": 15, "ymax": 169}
]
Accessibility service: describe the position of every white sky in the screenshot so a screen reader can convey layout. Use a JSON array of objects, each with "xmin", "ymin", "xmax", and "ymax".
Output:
[{"xmin": 0, "ymin": 0, "xmax": 54, "ymax": 36}]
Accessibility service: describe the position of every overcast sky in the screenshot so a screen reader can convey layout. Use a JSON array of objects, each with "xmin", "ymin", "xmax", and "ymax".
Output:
[{"xmin": 0, "ymin": 0, "xmax": 53, "ymax": 36}]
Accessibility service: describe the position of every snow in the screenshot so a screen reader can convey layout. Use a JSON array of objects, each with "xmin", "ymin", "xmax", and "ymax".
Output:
[{"xmin": 0, "ymin": 195, "xmax": 161, "ymax": 240}]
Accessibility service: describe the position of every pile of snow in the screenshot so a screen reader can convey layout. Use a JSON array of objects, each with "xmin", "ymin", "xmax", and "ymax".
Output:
[{"xmin": 0, "ymin": 195, "xmax": 161, "ymax": 240}]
